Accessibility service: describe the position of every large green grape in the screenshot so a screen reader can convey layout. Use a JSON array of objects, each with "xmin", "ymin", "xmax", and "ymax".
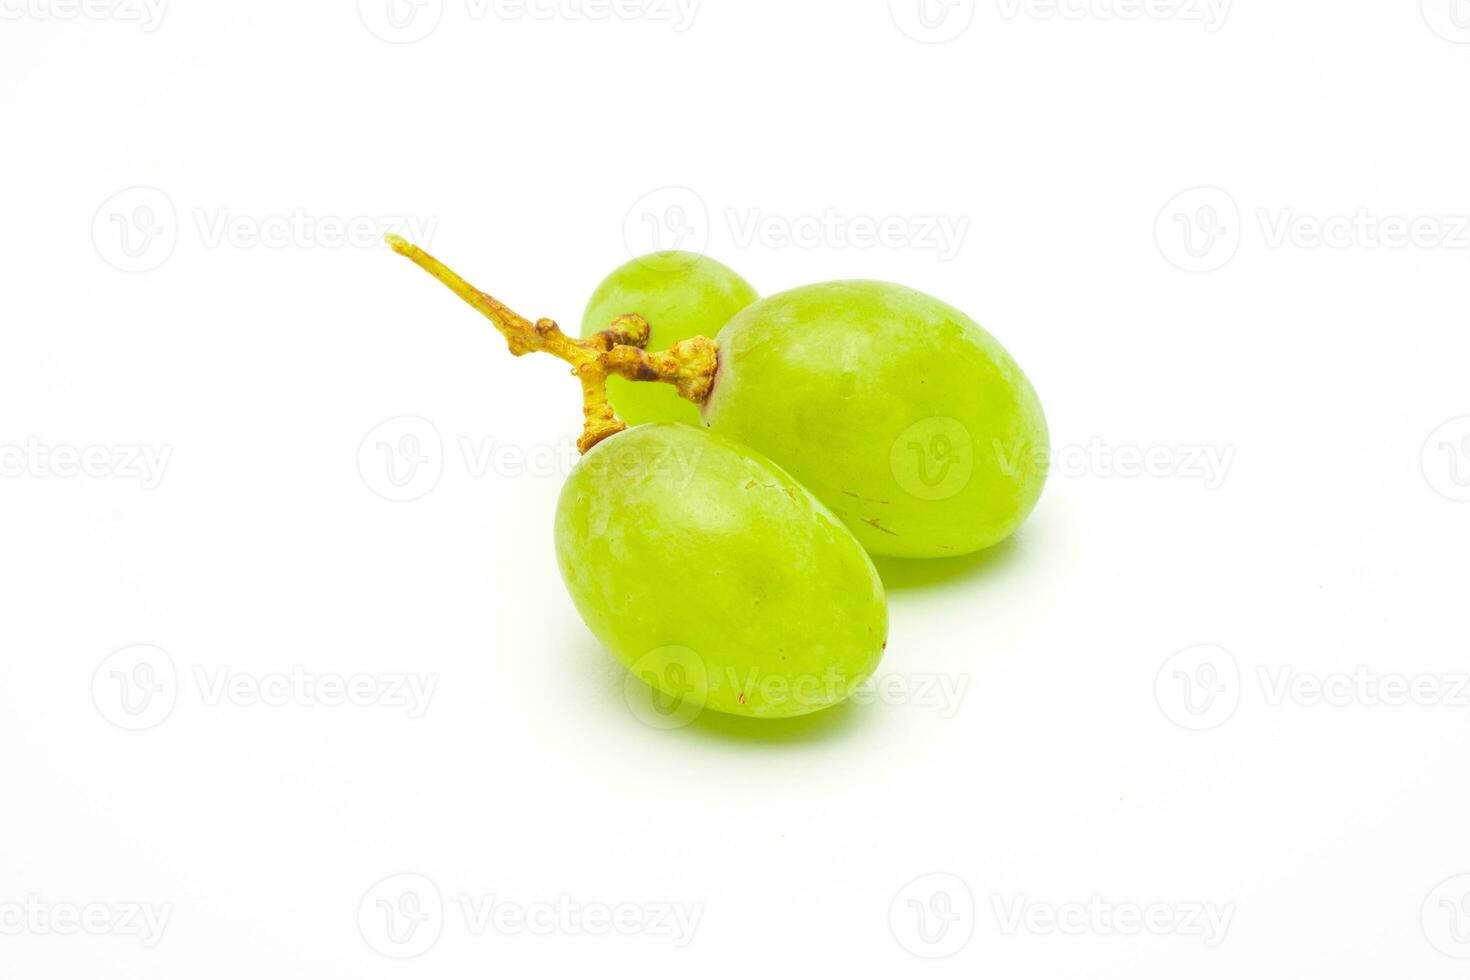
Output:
[
  {"xmin": 555, "ymin": 423, "xmax": 887, "ymax": 720},
  {"xmin": 581, "ymin": 252, "xmax": 758, "ymax": 427},
  {"xmin": 703, "ymin": 281, "xmax": 1048, "ymax": 559}
]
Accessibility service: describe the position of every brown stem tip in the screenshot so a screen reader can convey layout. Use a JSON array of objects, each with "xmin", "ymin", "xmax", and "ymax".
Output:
[{"xmin": 384, "ymin": 235, "xmax": 719, "ymax": 453}]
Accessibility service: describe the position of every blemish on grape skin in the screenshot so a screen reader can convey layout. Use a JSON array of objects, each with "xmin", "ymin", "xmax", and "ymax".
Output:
[
  {"xmin": 841, "ymin": 489, "xmax": 892, "ymax": 506},
  {"xmin": 863, "ymin": 517, "xmax": 900, "ymax": 537},
  {"xmin": 742, "ymin": 479, "xmax": 796, "ymax": 498}
]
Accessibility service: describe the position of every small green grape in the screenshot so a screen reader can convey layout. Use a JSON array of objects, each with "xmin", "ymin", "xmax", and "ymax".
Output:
[
  {"xmin": 555, "ymin": 423, "xmax": 887, "ymax": 720},
  {"xmin": 703, "ymin": 281, "xmax": 1049, "ymax": 559},
  {"xmin": 581, "ymin": 252, "xmax": 757, "ymax": 427}
]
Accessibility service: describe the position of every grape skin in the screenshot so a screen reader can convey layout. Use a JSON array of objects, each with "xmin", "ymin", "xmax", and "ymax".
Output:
[
  {"xmin": 555, "ymin": 424, "xmax": 887, "ymax": 719},
  {"xmin": 580, "ymin": 252, "xmax": 758, "ymax": 427},
  {"xmin": 703, "ymin": 281, "xmax": 1049, "ymax": 559}
]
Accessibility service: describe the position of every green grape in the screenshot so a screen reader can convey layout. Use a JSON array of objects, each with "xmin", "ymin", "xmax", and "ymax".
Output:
[
  {"xmin": 581, "ymin": 252, "xmax": 758, "ymax": 427},
  {"xmin": 702, "ymin": 281, "xmax": 1049, "ymax": 559},
  {"xmin": 555, "ymin": 423, "xmax": 887, "ymax": 720}
]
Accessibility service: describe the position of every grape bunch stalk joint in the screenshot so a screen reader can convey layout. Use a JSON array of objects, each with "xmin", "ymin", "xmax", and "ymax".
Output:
[{"xmin": 385, "ymin": 234, "xmax": 718, "ymax": 453}]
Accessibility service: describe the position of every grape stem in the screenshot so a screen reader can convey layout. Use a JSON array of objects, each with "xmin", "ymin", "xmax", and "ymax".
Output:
[{"xmin": 385, "ymin": 235, "xmax": 719, "ymax": 453}]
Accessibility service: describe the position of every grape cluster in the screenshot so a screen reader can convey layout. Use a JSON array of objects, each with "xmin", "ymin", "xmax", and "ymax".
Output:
[{"xmin": 386, "ymin": 239, "xmax": 1048, "ymax": 721}]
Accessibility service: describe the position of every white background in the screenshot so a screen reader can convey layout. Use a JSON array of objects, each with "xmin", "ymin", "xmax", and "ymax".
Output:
[{"xmin": 2, "ymin": 1, "xmax": 1469, "ymax": 976}]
